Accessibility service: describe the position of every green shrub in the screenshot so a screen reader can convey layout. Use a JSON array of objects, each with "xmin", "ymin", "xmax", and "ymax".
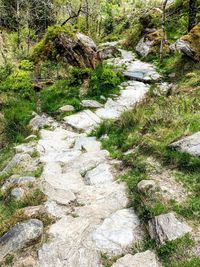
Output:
[
  {"xmin": 19, "ymin": 60, "xmax": 34, "ymax": 71},
  {"xmin": 0, "ymin": 69, "xmax": 35, "ymax": 101},
  {"xmin": 4, "ymin": 99, "xmax": 35, "ymax": 142},
  {"xmin": 40, "ymin": 80, "xmax": 81, "ymax": 114},
  {"xmin": 68, "ymin": 67, "xmax": 91, "ymax": 87},
  {"xmin": 88, "ymin": 63, "xmax": 123, "ymax": 99}
]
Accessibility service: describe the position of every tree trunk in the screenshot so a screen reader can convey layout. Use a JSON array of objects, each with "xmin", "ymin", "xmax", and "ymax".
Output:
[
  {"xmin": 188, "ymin": 0, "xmax": 197, "ymax": 32},
  {"xmin": 160, "ymin": 0, "xmax": 168, "ymax": 62}
]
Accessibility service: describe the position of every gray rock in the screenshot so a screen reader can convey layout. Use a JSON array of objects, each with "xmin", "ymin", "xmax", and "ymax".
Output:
[
  {"xmin": 81, "ymin": 100, "xmax": 103, "ymax": 109},
  {"xmin": 0, "ymin": 219, "xmax": 43, "ymax": 261},
  {"xmin": 76, "ymin": 32, "xmax": 97, "ymax": 50},
  {"xmin": 84, "ymin": 163, "xmax": 114, "ymax": 185},
  {"xmin": 136, "ymin": 37, "xmax": 154, "ymax": 57},
  {"xmin": 10, "ymin": 187, "xmax": 25, "ymax": 200},
  {"xmin": 58, "ymin": 105, "xmax": 75, "ymax": 113},
  {"xmin": 42, "ymin": 182, "xmax": 76, "ymax": 205},
  {"xmin": 123, "ymin": 60, "xmax": 161, "ymax": 83},
  {"xmin": 112, "ymin": 250, "xmax": 161, "ymax": 267},
  {"xmin": 93, "ymin": 209, "xmax": 144, "ymax": 255},
  {"xmin": 2, "ymin": 176, "xmax": 36, "ymax": 191},
  {"xmin": 169, "ymin": 132, "xmax": 200, "ymax": 157},
  {"xmin": 64, "ymin": 110, "xmax": 101, "ymax": 133},
  {"xmin": 98, "ymin": 46, "xmax": 122, "ymax": 60},
  {"xmin": 137, "ymin": 180, "xmax": 157, "ymax": 194},
  {"xmin": 29, "ymin": 114, "xmax": 54, "ymax": 131},
  {"xmin": 170, "ymin": 39, "xmax": 194, "ymax": 59},
  {"xmin": 0, "ymin": 154, "xmax": 32, "ymax": 176},
  {"xmin": 148, "ymin": 213, "xmax": 192, "ymax": 245},
  {"xmin": 74, "ymin": 136, "xmax": 101, "ymax": 152}
]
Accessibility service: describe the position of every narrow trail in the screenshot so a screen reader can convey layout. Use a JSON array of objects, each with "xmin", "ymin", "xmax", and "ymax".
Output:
[{"xmin": 35, "ymin": 48, "xmax": 162, "ymax": 266}]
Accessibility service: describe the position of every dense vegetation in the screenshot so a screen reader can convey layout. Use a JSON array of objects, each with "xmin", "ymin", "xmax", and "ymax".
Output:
[{"xmin": 0, "ymin": 0, "xmax": 200, "ymax": 266}]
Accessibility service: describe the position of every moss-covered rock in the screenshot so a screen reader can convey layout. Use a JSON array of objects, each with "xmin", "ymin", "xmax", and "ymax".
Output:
[
  {"xmin": 32, "ymin": 25, "xmax": 99, "ymax": 69},
  {"xmin": 136, "ymin": 30, "xmax": 169, "ymax": 57},
  {"xmin": 170, "ymin": 23, "xmax": 200, "ymax": 61}
]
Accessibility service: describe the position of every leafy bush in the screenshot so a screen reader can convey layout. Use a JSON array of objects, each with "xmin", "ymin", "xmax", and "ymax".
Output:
[
  {"xmin": 88, "ymin": 63, "xmax": 123, "ymax": 98},
  {"xmin": 19, "ymin": 60, "xmax": 34, "ymax": 71},
  {"xmin": 0, "ymin": 69, "xmax": 35, "ymax": 101},
  {"xmin": 40, "ymin": 80, "xmax": 81, "ymax": 114}
]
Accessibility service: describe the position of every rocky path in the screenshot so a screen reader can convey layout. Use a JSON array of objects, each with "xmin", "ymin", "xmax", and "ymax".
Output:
[
  {"xmin": 0, "ymin": 48, "xmax": 193, "ymax": 267},
  {"xmin": 37, "ymin": 50, "xmax": 158, "ymax": 267}
]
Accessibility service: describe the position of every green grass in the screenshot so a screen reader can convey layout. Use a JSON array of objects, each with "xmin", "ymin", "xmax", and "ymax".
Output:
[
  {"xmin": 157, "ymin": 235, "xmax": 197, "ymax": 267},
  {"xmin": 0, "ymin": 188, "xmax": 47, "ymax": 236}
]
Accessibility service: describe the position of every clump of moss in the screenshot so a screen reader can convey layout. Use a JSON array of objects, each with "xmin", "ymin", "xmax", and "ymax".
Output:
[
  {"xmin": 32, "ymin": 25, "xmax": 76, "ymax": 64},
  {"xmin": 182, "ymin": 23, "xmax": 200, "ymax": 61}
]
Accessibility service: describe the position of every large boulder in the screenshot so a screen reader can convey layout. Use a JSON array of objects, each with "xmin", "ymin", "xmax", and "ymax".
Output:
[
  {"xmin": 32, "ymin": 26, "xmax": 99, "ymax": 69},
  {"xmin": 170, "ymin": 23, "xmax": 200, "ymax": 61},
  {"xmin": 148, "ymin": 213, "xmax": 192, "ymax": 245},
  {"xmin": 136, "ymin": 30, "xmax": 169, "ymax": 57},
  {"xmin": 0, "ymin": 219, "xmax": 43, "ymax": 261}
]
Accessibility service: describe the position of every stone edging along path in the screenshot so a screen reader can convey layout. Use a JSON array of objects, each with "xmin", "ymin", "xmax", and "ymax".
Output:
[{"xmin": 0, "ymin": 48, "xmax": 193, "ymax": 266}]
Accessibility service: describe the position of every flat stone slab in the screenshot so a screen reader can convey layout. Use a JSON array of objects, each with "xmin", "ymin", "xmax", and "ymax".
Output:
[
  {"xmin": 74, "ymin": 136, "xmax": 102, "ymax": 152},
  {"xmin": 124, "ymin": 60, "xmax": 161, "ymax": 82},
  {"xmin": 42, "ymin": 182, "xmax": 76, "ymax": 205},
  {"xmin": 43, "ymin": 163, "xmax": 84, "ymax": 193},
  {"xmin": 112, "ymin": 250, "xmax": 161, "ymax": 267},
  {"xmin": 84, "ymin": 163, "xmax": 114, "ymax": 185},
  {"xmin": 0, "ymin": 219, "xmax": 43, "ymax": 261},
  {"xmin": 81, "ymin": 100, "xmax": 103, "ymax": 108},
  {"xmin": 95, "ymin": 82, "xmax": 149, "ymax": 120},
  {"xmin": 148, "ymin": 212, "xmax": 192, "ymax": 245},
  {"xmin": 63, "ymin": 150, "xmax": 109, "ymax": 175},
  {"xmin": 64, "ymin": 110, "xmax": 101, "ymax": 132},
  {"xmin": 169, "ymin": 132, "xmax": 200, "ymax": 157},
  {"xmin": 38, "ymin": 216, "xmax": 102, "ymax": 267},
  {"xmin": 92, "ymin": 209, "xmax": 144, "ymax": 255}
]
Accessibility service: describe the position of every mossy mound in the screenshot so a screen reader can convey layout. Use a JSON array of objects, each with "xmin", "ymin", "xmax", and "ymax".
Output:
[
  {"xmin": 182, "ymin": 23, "xmax": 200, "ymax": 61},
  {"xmin": 32, "ymin": 25, "xmax": 99, "ymax": 69}
]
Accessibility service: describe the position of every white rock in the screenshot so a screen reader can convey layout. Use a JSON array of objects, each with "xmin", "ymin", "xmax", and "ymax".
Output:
[
  {"xmin": 148, "ymin": 213, "xmax": 192, "ymax": 245},
  {"xmin": 42, "ymin": 182, "xmax": 76, "ymax": 205},
  {"xmin": 124, "ymin": 60, "xmax": 161, "ymax": 82},
  {"xmin": 136, "ymin": 37, "xmax": 154, "ymax": 57},
  {"xmin": 169, "ymin": 132, "xmax": 200, "ymax": 157},
  {"xmin": 64, "ymin": 110, "xmax": 101, "ymax": 133},
  {"xmin": 43, "ymin": 163, "xmax": 84, "ymax": 193},
  {"xmin": 85, "ymin": 163, "xmax": 114, "ymax": 185},
  {"xmin": 58, "ymin": 105, "xmax": 75, "ymax": 113},
  {"xmin": 81, "ymin": 100, "xmax": 103, "ymax": 108},
  {"xmin": 112, "ymin": 250, "xmax": 161, "ymax": 267},
  {"xmin": 93, "ymin": 209, "xmax": 144, "ymax": 255},
  {"xmin": 74, "ymin": 136, "xmax": 101, "ymax": 152},
  {"xmin": 38, "ymin": 216, "xmax": 102, "ymax": 267},
  {"xmin": 63, "ymin": 150, "xmax": 109, "ymax": 175},
  {"xmin": 76, "ymin": 32, "xmax": 97, "ymax": 50}
]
